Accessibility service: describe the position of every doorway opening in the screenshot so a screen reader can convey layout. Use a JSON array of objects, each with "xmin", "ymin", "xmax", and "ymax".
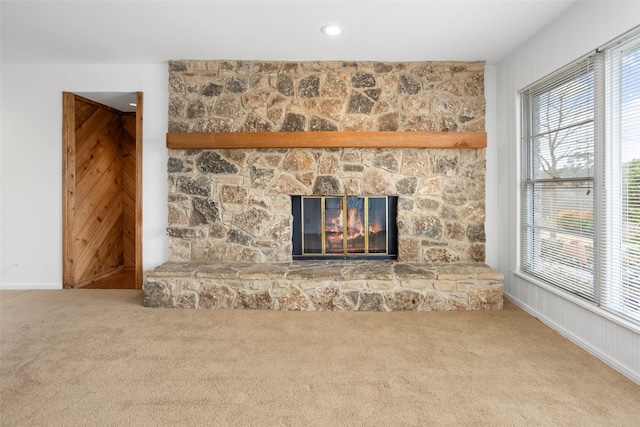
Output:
[{"xmin": 62, "ymin": 92, "xmax": 143, "ymax": 289}]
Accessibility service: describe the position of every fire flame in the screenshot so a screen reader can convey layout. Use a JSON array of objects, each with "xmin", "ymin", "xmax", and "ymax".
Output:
[{"xmin": 325, "ymin": 200, "xmax": 382, "ymax": 251}]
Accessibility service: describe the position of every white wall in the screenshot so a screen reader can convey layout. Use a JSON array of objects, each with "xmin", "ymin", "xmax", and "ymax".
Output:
[
  {"xmin": 0, "ymin": 61, "xmax": 501, "ymax": 289},
  {"xmin": 0, "ymin": 64, "xmax": 169, "ymax": 288},
  {"xmin": 484, "ymin": 63, "xmax": 498, "ymax": 269},
  {"xmin": 495, "ymin": 1, "xmax": 640, "ymax": 383}
]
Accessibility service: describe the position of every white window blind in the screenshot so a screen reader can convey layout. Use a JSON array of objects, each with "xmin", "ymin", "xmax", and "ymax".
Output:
[
  {"xmin": 600, "ymin": 35, "xmax": 640, "ymax": 320},
  {"xmin": 521, "ymin": 27, "xmax": 640, "ymax": 324},
  {"xmin": 521, "ymin": 57, "xmax": 597, "ymax": 302}
]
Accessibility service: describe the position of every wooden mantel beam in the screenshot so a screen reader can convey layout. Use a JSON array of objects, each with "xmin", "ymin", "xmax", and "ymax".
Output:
[{"xmin": 166, "ymin": 131, "xmax": 487, "ymax": 150}]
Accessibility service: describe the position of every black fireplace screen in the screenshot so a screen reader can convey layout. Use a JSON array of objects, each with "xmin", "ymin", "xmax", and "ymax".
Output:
[{"xmin": 292, "ymin": 196, "xmax": 398, "ymax": 260}]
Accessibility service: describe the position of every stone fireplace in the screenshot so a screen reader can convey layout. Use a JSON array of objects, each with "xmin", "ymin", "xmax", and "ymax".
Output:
[{"xmin": 143, "ymin": 59, "xmax": 503, "ymax": 311}]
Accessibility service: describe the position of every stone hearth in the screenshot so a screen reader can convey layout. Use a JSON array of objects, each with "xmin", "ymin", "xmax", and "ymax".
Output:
[{"xmin": 144, "ymin": 261, "xmax": 503, "ymax": 311}]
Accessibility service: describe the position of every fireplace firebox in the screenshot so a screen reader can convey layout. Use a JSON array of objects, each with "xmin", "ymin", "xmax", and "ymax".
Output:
[{"xmin": 292, "ymin": 196, "xmax": 398, "ymax": 260}]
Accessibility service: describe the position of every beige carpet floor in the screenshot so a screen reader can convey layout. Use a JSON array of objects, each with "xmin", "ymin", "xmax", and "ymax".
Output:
[{"xmin": 1, "ymin": 289, "xmax": 639, "ymax": 426}]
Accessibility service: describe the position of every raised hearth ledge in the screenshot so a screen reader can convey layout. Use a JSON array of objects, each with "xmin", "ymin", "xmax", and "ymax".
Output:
[
  {"xmin": 166, "ymin": 131, "xmax": 487, "ymax": 150},
  {"xmin": 143, "ymin": 261, "xmax": 503, "ymax": 311}
]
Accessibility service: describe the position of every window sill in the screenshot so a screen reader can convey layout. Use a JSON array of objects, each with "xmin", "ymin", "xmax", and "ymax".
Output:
[{"xmin": 512, "ymin": 270, "xmax": 640, "ymax": 334}]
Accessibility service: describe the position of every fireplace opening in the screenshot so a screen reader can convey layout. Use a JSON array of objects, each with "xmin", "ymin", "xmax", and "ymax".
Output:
[{"xmin": 292, "ymin": 196, "xmax": 398, "ymax": 260}]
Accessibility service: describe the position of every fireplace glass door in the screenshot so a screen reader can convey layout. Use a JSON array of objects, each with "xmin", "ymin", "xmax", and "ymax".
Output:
[{"xmin": 293, "ymin": 196, "xmax": 397, "ymax": 259}]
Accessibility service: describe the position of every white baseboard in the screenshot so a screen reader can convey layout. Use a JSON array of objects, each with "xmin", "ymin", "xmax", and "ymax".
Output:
[
  {"xmin": 0, "ymin": 282, "xmax": 61, "ymax": 290},
  {"xmin": 505, "ymin": 293, "xmax": 640, "ymax": 385}
]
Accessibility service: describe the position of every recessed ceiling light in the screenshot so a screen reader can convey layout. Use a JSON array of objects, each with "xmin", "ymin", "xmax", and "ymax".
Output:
[
  {"xmin": 321, "ymin": 25, "xmax": 342, "ymax": 36},
  {"xmin": 129, "ymin": 103, "xmax": 137, "ymax": 107}
]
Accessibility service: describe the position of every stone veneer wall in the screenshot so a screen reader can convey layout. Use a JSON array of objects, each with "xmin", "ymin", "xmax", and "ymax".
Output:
[{"xmin": 167, "ymin": 60, "xmax": 486, "ymax": 264}]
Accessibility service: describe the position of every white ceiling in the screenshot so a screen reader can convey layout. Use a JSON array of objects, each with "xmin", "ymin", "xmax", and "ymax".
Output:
[
  {"xmin": 2, "ymin": 0, "xmax": 577, "ymax": 65},
  {"xmin": 1, "ymin": 0, "xmax": 578, "ymax": 111}
]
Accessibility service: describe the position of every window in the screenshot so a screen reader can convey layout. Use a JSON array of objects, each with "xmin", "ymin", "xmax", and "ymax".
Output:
[{"xmin": 521, "ymin": 28, "xmax": 640, "ymax": 324}]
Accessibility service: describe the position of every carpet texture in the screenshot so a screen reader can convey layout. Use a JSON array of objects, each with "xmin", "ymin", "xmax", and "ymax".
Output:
[{"xmin": 1, "ymin": 290, "xmax": 639, "ymax": 426}]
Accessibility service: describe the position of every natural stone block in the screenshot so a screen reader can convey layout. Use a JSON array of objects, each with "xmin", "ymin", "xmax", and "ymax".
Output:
[
  {"xmin": 385, "ymin": 290, "xmax": 423, "ymax": 311},
  {"xmin": 228, "ymin": 228, "xmax": 252, "ymax": 246},
  {"xmin": 176, "ymin": 176, "xmax": 210, "ymax": 197},
  {"xmin": 423, "ymin": 290, "xmax": 451, "ymax": 311},
  {"xmin": 260, "ymin": 218, "xmax": 291, "ymax": 241},
  {"xmin": 358, "ymin": 292, "xmax": 386, "ymax": 311},
  {"xmin": 347, "ymin": 92, "xmax": 375, "ymax": 114},
  {"xmin": 222, "ymin": 246, "xmax": 259, "ymax": 264},
  {"xmin": 187, "ymin": 100, "xmax": 207, "ymax": 119},
  {"xmin": 177, "ymin": 292, "xmax": 198, "ymax": 308},
  {"xmin": 424, "ymin": 248, "xmax": 459, "ymax": 263},
  {"xmin": 197, "ymin": 152, "xmax": 238, "ymax": 174},
  {"xmin": 282, "ymin": 149, "xmax": 315, "ymax": 171},
  {"xmin": 239, "ymin": 114, "xmax": 273, "ymax": 132},
  {"xmin": 279, "ymin": 286, "xmax": 311, "ymax": 311},
  {"xmin": 266, "ymin": 173, "xmax": 311, "ymax": 195},
  {"xmin": 362, "ymin": 169, "xmax": 395, "ymax": 195},
  {"xmin": 415, "ymin": 197, "xmax": 441, "ymax": 211},
  {"xmin": 169, "ymin": 60, "xmax": 187, "ymax": 72},
  {"xmin": 221, "ymin": 185, "xmax": 248, "ymax": 205},
  {"xmin": 143, "ymin": 281, "xmax": 175, "ymax": 308},
  {"xmin": 432, "ymin": 280, "xmax": 456, "ymax": 291},
  {"xmin": 396, "ymin": 177, "xmax": 417, "ymax": 195},
  {"xmin": 310, "ymin": 286, "xmax": 353, "ymax": 311},
  {"xmin": 352, "ymin": 72, "xmax": 376, "ymax": 88},
  {"xmin": 450, "ymin": 292, "xmax": 470, "ymax": 310},
  {"xmin": 196, "ymin": 264, "xmax": 241, "ymax": 279},
  {"xmin": 168, "ymin": 157, "xmax": 185, "ymax": 173},
  {"xmin": 192, "ymin": 197, "xmax": 219, "ymax": 225},
  {"xmin": 201, "ymin": 83, "xmax": 223, "ymax": 97},
  {"xmin": 199, "ymin": 284, "xmax": 236, "ymax": 309},
  {"xmin": 445, "ymin": 222, "xmax": 465, "ymax": 240},
  {"xmin": 298, "ymin": 75, "xmax": 320, "ymax": 98},
  {"xmin": 377, "ymin": 112, "xmax": 399, "ymax": 131},
  {"xmin": 399, "ymin": 74, "xmax": 421, "ymax": 94},
  {"xmin": 467, "ymin": 224, "xmax": 486, "ymax": 242},
  {"xmin": 402, "ymin": 115, "xmax": 438, "ymax": 132},
  {"xmin": 468, "ymin": 288, "xmax": 503, "ymax": 310},
  {"xmin": 168, "ymin": 204, "xmax": 189, "ymax": 226},
  {"xmin": 365, "ymin": 89, "xmax": 382, "ymax": 101},
  {"xmin": 413, "ymin": 215, "xmax": 443, "ymax": 239},
  {"xmin": 344, "ymin": 263, "xmax": 394, "ymax": 280},
  {"xmin": 372, "ymin": 152, "xmax": 399, "ymax": 173},
  {"xmin": 168, "ymin": 238, "xmax": 191, "ymax": 262},
  {"xmin": 276, "ymin": 74, "xmax": 294, "ymax": 96},
  {"xmin": 401, "ymin": 150, "xmax": 431, "ymax": 177},
  {"xmin": 394, "ymin": 263, "xmax": 436, "ymax": 280},
  {"xmin": 213, "ymin": 97, "xmax": 243, "ymax": 119},
  {"xmin": 312, "ymin": 175, "xmax": 341, "ymax": 195},
  {"xmin": 342, "ymin": 115, "xmax": 375, "ymax": 131},
  {"xmin": 234, "ymin": 207, "xmax": 274, "ymax": 236},
  {"xmin": 367, "ymin": 281, "xmax": 397, "ymax": 290},
  {"xmin": 309, "ymin": 116, "xmax": 338, "ymax": 132},
  {"xmin": 190, "ymin": 117, "xmax": 234, "ymax": 133},
  {"xmin": 235, "ymin": 290, "xmax": 273, "ymax": 309},
  {"xmin": 321, "ymin": 73, "xmax": 348, "ymax": 98},
  {"xmin": 239, "ymin": 263, "xmax": 289, "ymax": 280},
  {"xmin": 402, "ymin": 97, "xmax": 429, "ymax": 113},
  {"xmin": 398, "ymin": 239, "xmax": 421, "ymax": 263},
  {"xmin": 280, "ymin": 113, "xmax": 306, "ymax": 131},
  {"xmin": 248, "ymin": 166, "xmax": 273, "ymax": 189},
  {"xmin": 339, "ymin": 280, "xmax": 367, "ymax": 291},
  {"xmin": 467, "ymin": 243, "xmax": 485, "ymax": 262},
  {"xmin": 225, "ymin": 76, "xmax": 247, "ymax": 93},
  {"xmin": 303, "ymin": 99, "xmax": 346, "ymax": 121}
]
